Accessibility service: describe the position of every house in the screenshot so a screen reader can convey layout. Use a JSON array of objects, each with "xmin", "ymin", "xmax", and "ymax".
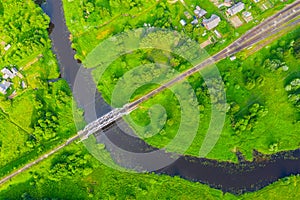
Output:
[
  {"xmin": 12, "ymin": 67, "xmax": 18, "ymax": 74},
  {"xmin": 180, "ymin": 19, "xmax": 187, "ymax": 26},
  {"xmin": 226, "ymin": 2, "xmax": 245, "ymax": 16},
  {"xmin": 202, "ymin": 14, "xmax": 221, "ymax": 30},
  {"xmin": 0, "ymin": 81, "xmax": 11, "ymax": 94},
  {"xmin": 243, "ymin": 11, "xmax": 252, "ymax": 18},
  {"xmin": 194, "ymin": 6, "xmax": 207, "ymax": 18},
  {"xmin": 184, "ymin": 11, "xmax": 192, "ymax": 19},
  {"xmin": 242, "ymin": 11, "xmax": 253, "ymax": 22},
  {"xmin": 224, "ymin": 0, "xmax": 233, "ymax": 7},
  {"xmin": 21, "ymin": 81, "xmax": 27, "ymax": 89},
  {"xmin": 1, "ymin": 68, "xmax": 16, "ymax": 79},
  {"xmin": 191, "ymin": 17, "xmax": 199, "ymax": 25},
  {"xmin": 214, "ymin": 30, "xmax": 222, "ymax": 38},
  {"xmin": 230, "ymin": 56, "xmax": 237, "ymax": 61},
  {"xmin": 4, "ymin": 44, "xmax": 11, "ymax": 51}
]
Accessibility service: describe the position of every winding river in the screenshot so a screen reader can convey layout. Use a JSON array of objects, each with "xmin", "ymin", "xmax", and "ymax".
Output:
[{"xmin": 41, "ymin": 0, "xmax": 300, "ymax": 195}]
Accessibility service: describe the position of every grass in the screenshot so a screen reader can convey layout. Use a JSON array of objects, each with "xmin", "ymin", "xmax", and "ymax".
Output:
[
  {"xmin": 62, "ymin": 0, "xmax": 297, "ymax": 65},
  {"xmin": 205, "ymin": 40, "xmax": 300, "ymax": 160},
  {"xmin": 58, "ymin": 0, "xmax": 300, "ymax": 197},
  {"xmin": 83, "ymin": 25, "xmax": 300, "ymax": 162},
  {"xmin": 0, "ymin": 0, "xmax": 298, "ymax": 198},
  {"xmin": 0, "ymin": 0, "xmax": 77, "ymax": 180},
  {"xmin": 1, "ymin": 140, "xmax": 300, "ymax": 199}
]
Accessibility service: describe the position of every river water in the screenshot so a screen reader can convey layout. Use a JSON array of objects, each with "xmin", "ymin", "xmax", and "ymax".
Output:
[{"xmin": 41, "ymin": 0, "xmax": 300, "ymax": 194}]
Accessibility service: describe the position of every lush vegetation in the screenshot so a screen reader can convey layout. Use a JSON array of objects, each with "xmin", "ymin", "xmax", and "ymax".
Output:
[
  {"xmin": 82, "ymin": 24, "xmax": 300, "ymax": 162},
  {"xmin": 0, "ymin": 0, "xmax": 76, "ymax": 178},
  {"xmin": 285, "ymin": 78, "xmax": 300, "ymax": 110},
  {"xmin": 62, "ymin": 0, "xmax": 295, "ymax": 61},
  {"xmin": 60, "ymin": 0, "xmax": 300, "ymax": 199},
  {"xmin": 2, "ymin": 141, "xmax": 300, "ymax": 199},
  {"xmin": 1, "ymin": 0, "xmax": 300, "ymax": 199}
]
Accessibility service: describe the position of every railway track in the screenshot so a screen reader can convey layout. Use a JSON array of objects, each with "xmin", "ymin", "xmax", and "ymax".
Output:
[
  {"xmin": 126, "ymin": 1, "xmax": 300, "ymax": 112},
  {"xmin": 1, "ymin": 0, "xmax": 299, "ymax": 187}
]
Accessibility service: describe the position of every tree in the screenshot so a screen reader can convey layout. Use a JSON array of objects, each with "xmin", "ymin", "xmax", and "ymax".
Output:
[
  {"xmin": 294, "ymin": 38, "xmax": 300, "ymax": 59},
  {"xmin": 85, "ymin": 2, "xmax": 95, "ymax": 15},
  {"xmin": 0, "ymin": 1, "xmax": 3, "ymax": 16}
]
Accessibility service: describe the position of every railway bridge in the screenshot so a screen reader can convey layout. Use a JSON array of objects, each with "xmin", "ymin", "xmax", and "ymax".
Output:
[{"xmin": 77, "ymin": 0, "xmax": 300, "ymax": 141}]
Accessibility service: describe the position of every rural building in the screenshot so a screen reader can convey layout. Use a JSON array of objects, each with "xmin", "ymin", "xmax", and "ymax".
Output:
[
  {"xmin": 21, "ymin": 81, "xmax": 27, "ymax": 89},
  {"xmin": 1, "ymin": 68, "xmax": 16, "ymax": 79},
  {"xmin": 184, "ymin": 11, "xmax": 192, "ymax": 19},
  {"xmin": 214, "ymin": 30, "xmax": 222, "ymax": 38},
  {"xmin": 12, "ymin": 67, "xmax": 18, "ymax": 74},
  {"xmin": 226, "ymin": 2, "xmax": 245, "ymax": 16},
  {"xmin": 230, "ymin": 56, "xmax": 237, "ymax": 61},
  {"xmin": 191, "ymin": 17, "xmax": 199, "ymax": 25},
  {"xmin": 0, "ymin": 81, "xmax": 11, "ymax": 94},
  {"xmin": 224, "ymin": 0, "xmax": 233, "ymax": 7},
  {"xmin": 4, "ymin": 44, "xmax": 11, "ymax": 51},
  {"xmin": 202, "ymin": 14, "xmax": 221, "ymax": 30},
  {"xmin": 194, "ymin": 6, "xmax": 207, "ymax": 18},
  {"xmin": 180, "ymin": 19, "xmax": 187, "ymax": 26},
  {"xmin": 242, "ymin": 11, "xmax": 253, "ymax": 22}
]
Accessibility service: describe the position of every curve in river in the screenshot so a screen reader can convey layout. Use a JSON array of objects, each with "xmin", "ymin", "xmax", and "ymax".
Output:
[{"xmin": 42, "ymin": 0, "xmax": 300, "ymax": 195}]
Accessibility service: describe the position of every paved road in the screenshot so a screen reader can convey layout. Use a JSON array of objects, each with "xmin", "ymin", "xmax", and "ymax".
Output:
[{"xmin": 0, "ymin": 0, "xmax": 299, "ymax": 187}]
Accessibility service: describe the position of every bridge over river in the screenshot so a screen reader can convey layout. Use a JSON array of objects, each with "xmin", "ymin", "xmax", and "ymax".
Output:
[
  {"xmin": 77, "ymin": 0, "xmax": 300, "ymax": 143},
  {"xmin": 1, "ymin": 0, "xmax": 300, "ymax": 194}
]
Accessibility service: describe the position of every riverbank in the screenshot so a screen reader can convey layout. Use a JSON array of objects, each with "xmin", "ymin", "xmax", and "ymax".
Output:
[
  {"xmin": 1, "ymin": 0, "xmax": 300, "ymax": 198},
  {"xmin": 48, "ymin": 0, "xmax": 300, "ymax": 195}
]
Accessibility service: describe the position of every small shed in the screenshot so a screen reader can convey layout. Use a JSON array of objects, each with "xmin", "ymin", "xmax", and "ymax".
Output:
[
  {"xmin": 180, "ymin": 19, "xmax": 187, "ymax": 26},
  {"xmin": 4, "ymin": 44, "xmax": 11, "ymax": 51}
]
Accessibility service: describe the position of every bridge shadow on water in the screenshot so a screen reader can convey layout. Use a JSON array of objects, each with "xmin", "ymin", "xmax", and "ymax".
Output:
[{"xmin": 42, "ymin": 0, "xmax": 300, "ymax": 195}]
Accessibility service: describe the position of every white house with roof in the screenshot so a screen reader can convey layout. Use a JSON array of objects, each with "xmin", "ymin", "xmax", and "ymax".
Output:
[
  {"xmin": 0, "ymin": 81, "xmax": 12, "ymax": 94},
  {"xmin": 202, "ymin": 14, "xmax": 221, "ymax": 30},
  {"xmin": 191, "ymin": 18, "xmax": 199, "ymax": 25},
  {"xmin": 242, "ymin": 11, "xmax": 253, "ymax": 22},
  {"xmin": 1, "ymin": 68, "xmax": 16, "ymax": 79},
  {"xmin": 194, "ymin": 6, "xmax": 207, "ymax": 18},
  {"xmin": 224, "ymin": 0, "xmax": 233, "ymax": 7},
  {"xmin": 4, "ymin": 44, "xmax": 11, "ymax": 51},
  {"xmin": 180, "ymin": 19, "xmax": 187, "ymax": 26},
  {"xmin": 226, "ymin": 2, "xmax": 245, "ymax": 16}
]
